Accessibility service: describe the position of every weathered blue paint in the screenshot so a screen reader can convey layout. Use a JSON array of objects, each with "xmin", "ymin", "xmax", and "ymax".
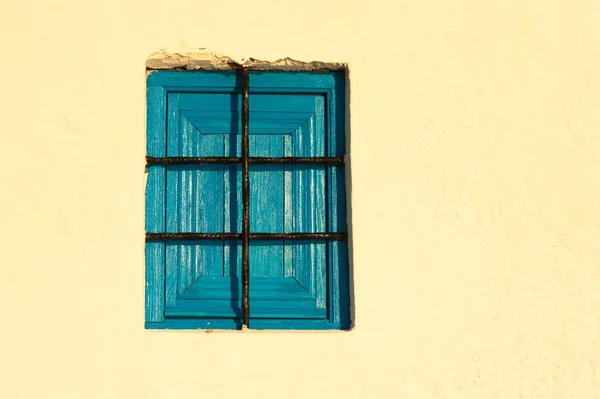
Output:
[
  {"xmin": 145, "ymin": 85, "xmax": 166, "ymax": 323},
  {"xmin": 145, "ymin": 70, "xmax": 349, "ymax": 330}
]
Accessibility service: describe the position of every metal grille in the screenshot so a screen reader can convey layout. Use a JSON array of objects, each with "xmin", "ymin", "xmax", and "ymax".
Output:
[{"xmin": 145, "ymin": 69, "xmax": 347, "ymax": 328}]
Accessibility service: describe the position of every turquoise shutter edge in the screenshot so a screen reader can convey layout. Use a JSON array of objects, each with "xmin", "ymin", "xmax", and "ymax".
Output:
[
  {"xmin": 145, "ymin": 71, "xmax": 350, "ymax": 330},
  {"xmin": 145, "ymin": 85, "xmax": 166, "ymax": 323}
]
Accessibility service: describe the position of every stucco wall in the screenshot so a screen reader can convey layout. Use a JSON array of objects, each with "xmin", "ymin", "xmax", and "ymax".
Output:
[{"xmin": 2, "ymin": 0, "xmax": 600, "ymax": 397}]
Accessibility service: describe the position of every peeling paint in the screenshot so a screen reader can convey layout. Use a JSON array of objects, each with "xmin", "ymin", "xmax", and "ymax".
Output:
[{"xmin": 146, "ymin": 49, "xmax": 347, "ymax": 72}]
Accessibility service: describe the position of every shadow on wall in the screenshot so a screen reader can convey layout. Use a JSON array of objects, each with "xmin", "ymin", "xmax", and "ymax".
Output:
[{"xmin": 344, "ymin": 69, "xmax": 356, "ymax": 329}]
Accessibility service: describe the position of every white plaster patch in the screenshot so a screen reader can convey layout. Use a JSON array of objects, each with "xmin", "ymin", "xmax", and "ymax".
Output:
[
  {"xmin": 146, "ymin": 49, "xmax": 347, "ymax": 71},
  {"xmin": 146, "ymin": 49, "xmax": 238, "ymax": 70}
]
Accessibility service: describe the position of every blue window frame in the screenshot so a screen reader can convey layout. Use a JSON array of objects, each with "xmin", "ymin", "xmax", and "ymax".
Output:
[{"xmin": 145, "ymin": 70, "xmax": 350, "ymax": 330}]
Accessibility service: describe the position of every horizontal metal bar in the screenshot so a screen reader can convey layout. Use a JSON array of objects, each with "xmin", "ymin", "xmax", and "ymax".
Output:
[
  {"xmin": 146, "ymin": 156, "xmax": 344, "ymax": 166},
  {"xmin": 250, "ymin": 157, "xmax": 344, "ymax": 165},
  {"xmin": 146, "ymin": 233, "xmax": 241, "ymax": 240},
  {"xmin": 145, "ymin": 232, "xmax": 348, "ymax": 241},
  {"xmin": 146, "ymin": 156, "xmax": 241, "ymax": 165},
  {"xmin": 250, "ymin": 233, "xmax": 347, "ymax": 240}
]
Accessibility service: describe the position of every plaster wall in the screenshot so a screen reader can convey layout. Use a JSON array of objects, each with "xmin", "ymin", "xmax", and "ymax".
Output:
[{"xmin": 1, "ymin": 0, "xmax": 600, "ymax": 397}]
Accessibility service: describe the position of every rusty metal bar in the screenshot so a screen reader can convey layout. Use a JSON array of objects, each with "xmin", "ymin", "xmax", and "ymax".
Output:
[
  {"xmin": 146, "ymin": 156, "xmax": 344, "ymax": 166},
  {"xmin": 249, "ymin": 157, "xmax": 344, "ymax": 165},
  {"xmin": 146, "ymin": 156, "xmax": 241, "ymax": 165},
  {"xmin": 249, "ymin": 233, "xmax": 347, "ymax": 240},
  {"xmin": 241, "ymin": 68, "xmax": 250, "ymax": 329},
  {"xmin": 145, "ymin": 232, "xmax": 348, "ymax": 241},
  {"xmin": 145, "ymin": 233, "xmax": 241, "ymax": 240}
]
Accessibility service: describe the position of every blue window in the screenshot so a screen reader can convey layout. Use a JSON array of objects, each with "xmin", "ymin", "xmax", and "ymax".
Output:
[{"xmin": 145, "ymin": 70, "xmax": 350, "ymax": 330}]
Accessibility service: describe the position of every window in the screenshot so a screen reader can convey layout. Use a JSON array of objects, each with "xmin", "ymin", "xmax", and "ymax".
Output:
[{"xmin": 145, "ymin": 70, "xmax": 350, "ymax": 330}]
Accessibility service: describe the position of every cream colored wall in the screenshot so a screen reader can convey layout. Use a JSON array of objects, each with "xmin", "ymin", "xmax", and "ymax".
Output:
[{"xmin": 1, "ymin": 0, "xmax": 600, "ymax": 397}]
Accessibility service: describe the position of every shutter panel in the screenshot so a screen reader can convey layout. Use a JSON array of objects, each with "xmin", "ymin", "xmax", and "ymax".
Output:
[
  {"xmin": 163, "ymin": 92, "xmax": 327, "ymax": 320},
  {"xmin": 145, "ymin": 70, "xmax": 350, "ymax": 330}
]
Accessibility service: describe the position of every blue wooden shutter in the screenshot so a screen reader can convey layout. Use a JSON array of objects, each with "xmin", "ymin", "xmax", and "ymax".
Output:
[{"xmin": 145, "ymin": 71, "xmax": 349, "ymax": 330}]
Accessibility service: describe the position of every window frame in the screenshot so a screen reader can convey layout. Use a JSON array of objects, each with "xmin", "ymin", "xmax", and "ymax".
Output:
[{"xmin": 145, "ymin": 70, "xmax": 350, "ymax": 330}]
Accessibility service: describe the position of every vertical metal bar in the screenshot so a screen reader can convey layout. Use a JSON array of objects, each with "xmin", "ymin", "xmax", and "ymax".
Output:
[{"xmin": 241, "ymin": 68, "xmax": 250, "ymax": 328}]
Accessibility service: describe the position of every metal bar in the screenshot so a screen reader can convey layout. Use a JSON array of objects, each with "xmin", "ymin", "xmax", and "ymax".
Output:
[
  {"xmin": 250, "ymin": 157, "xmax": 344, "ymax": 165},
  {"xmin": 241, "ymin": 68, "xmax": 250, "ymax": 328},
  {"xmin": 146, "ymin": 156, "xmax": 344, "ymax": 166},
  {"xmin": 146, "ymin": 233, "xmax": 241, "ymax": 241},
  {"xmin": 250, "ymin": 233, "xmax": 347, "ymax": 240},
  {"xmin": 145, "ymin": 232, "xmax": 348, "ymax": 241},
  {"xmin": 146, "ymin": 156, "xmax": 241, "ymax": 165}
]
